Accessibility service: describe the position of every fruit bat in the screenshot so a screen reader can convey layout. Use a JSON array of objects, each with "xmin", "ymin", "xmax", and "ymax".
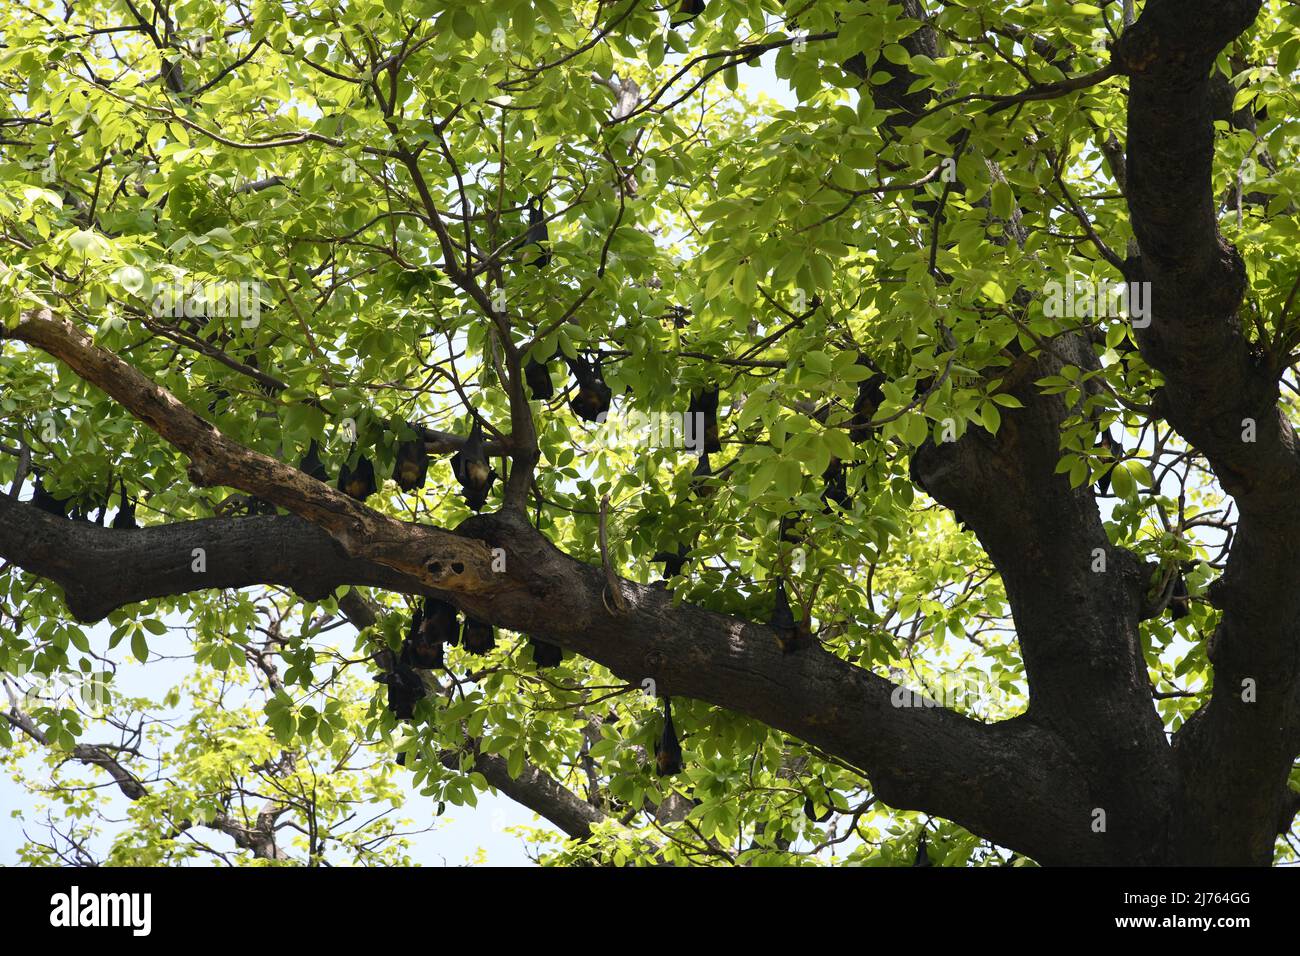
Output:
[
  {"xmin": 674, "ymin": 0, "xmax": 706, "ymax": 26},
  {"xmin": 87, "ymin": 480, "xmax": 111, "ymax": 525},
  {"xmin": 779, "ymin": 513, "xmax": 803, "ymax": 546},
  {"xmin": 566, "ymin": 355, "xmax": 612, "ymax": 423},
  {"xmin": 803, "ymin": 785, "xmax": 834, "ymax": 823},
  {"xmin": 407, "ymin": 600, "xmax": 424, "ymax": 647},
  {"xmin": 451, "ymin": 419, "xmax": 497, "ymax": 512},
  {"xmin": 298, "ymin": 440, "xmax": 328, "ymax": 482},
  {"xmin": 31, "ymin": 470, "xmax": 70, "ymax": 518},
  {"xmin": 525, "ymin": 359, "xmax": 555, "ymax": 400},
  {"xmin": 821, "ymin": 459, "xmax": 849, "ymax": 510},
  {"xmin": 1168, "ymin": 572, "xmax": 1190, "ymax": 621},
  {"xmin": 396, "ymin": 600, "xmax": 446, "ymax": 671},
  {"xmin": 413, "ymin": 598, "xmax": 460, "ymax": 664},
  {"xmin": 206, "ymin": 385, "xmax": 230, "ymax": 414},
  {"xmin": 654, "ymin": 697, "xmax": 684, "ymax": 777},
  {"xmin": 392, "ymin": 432, "xmax": 428, "ymax": 492},
  {"xmin": 914, "ymin": 832, "xmax": 933, "ymax": 867},
  {"xmin": 1095, "ymin": 427, "xmax": 1120, "ymax": 496},
  {"xmin": 688, "ymin": 387, "xmax": 721, "ymax": 453},
  {"xmin": 770, "ymin": 579, "xmax": 803, "ymax": 654},
  {"xmin": 338, "ymin": 452, "xmax": 377, "ymax": 501},
  {"xmin": 653, "ymin": 544, "xmax": 690, "ymax": 580},
  {"xmin": 524, "ymin": 197, "xmax": 550, "ymax": 268},
  {"xmin": 850, "ymin": 356, "xmax": 886, "ymax": 443},
  {"xmin": 690, "ymin": 452, "xmax": 714, "ymax": 497},
  {"xmin": 528, "ymin": 636, "xmax": 563, "ymax": 668},
  {"xmin": 462, "ymin": 617, "xmax": 496, "ymax": 655},
  {"xmin": 376, "ymin": 646, "xmax": 426, "ymax": 720},
  {"xmin": 111, "ymin": 479, "xmax": 138, "ymax": 530}
]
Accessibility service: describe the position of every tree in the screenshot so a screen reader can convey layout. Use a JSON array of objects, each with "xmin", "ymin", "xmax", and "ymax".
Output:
[{"xmin": 0, "ymin": 0, "xmax": 1297, "ymax": 867}]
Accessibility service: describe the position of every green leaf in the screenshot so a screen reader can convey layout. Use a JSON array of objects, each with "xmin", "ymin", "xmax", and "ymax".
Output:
[{"xmin": 452, "ymin": 8, "xmax": 476, "ymax": 40}]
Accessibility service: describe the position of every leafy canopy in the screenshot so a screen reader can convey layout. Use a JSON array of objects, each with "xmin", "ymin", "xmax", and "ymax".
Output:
[{"xmin": 1, "ymin": 0, "xmax": 1298, "ymax": 864}]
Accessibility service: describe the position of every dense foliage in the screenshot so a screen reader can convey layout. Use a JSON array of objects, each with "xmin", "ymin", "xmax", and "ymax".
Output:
[{"xmin": 1, "ymin": 0, "xmax": 1298, "ymax": 865}]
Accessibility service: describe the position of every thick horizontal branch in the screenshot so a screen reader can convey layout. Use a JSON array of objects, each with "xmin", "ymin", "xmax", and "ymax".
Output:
[
  {"xmin": 0, "ymin": 483, "xmax": 1097, "ymax": 863},
  {"xmin": 0, "ymin": 495, "xmax": 416, "ymax": 621},
  {"xmin": 441, "ymin": 746, "xmax": 606, "ymax": 842}
]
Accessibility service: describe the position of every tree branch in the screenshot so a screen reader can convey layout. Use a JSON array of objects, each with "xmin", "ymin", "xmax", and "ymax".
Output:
[{"xmin": 1116, "ymin": 0, "xmax": 1300, "ymax": 864}]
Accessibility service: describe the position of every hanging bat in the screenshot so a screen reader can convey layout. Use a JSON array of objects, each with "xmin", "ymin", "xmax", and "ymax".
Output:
[
  {"xmin": 392, "ymin": 431, "xmax": 429, "ymax": 492},
  {"xmin": 850, "ymin": 355, "xmax": 886, "ymax": 443},
  {"xmin": 338, "ymin": 452, "xmax": 377, "ymax": 501},
  {"xmin": 450, "ymin": 418, "xmax": 497, "ymax": 511},
  {"xmin": 1168, "ymin": 571, "xmax": 1190, "ymax": 621},
  {"xmin": 403, "ymin": 598, "xmax": 458, "ymax": 669},
  {"xmin": 462, "ymin": 617, "xmax": 496, "ymax": 655},
  {"xmin": 298, "ymin": 440, "xmax": 328, "ymax": 482},
  {"xmin": 770, "ymin": 578, "xmax": 804, "ymax": 654},
  {"xmin": 821, "ymin": 459, "xmax": 850, "ymax": 510},
  {"xmin": 654, "ymin": 697, "xmax": 684, "ymax": 776},
  {"xmin": 525, "ymin": 359, "xmax": 555, "ymax": 400},
  {"xmin": 673, "ymin": 0, "xmax": 706, "ymax": 27},
  {"xmin": 688, "ymin": 387, "xmax": 721, "ymax": 453},
  {"xmin": 690, "ymin": 452, "xmax": 714, "ymax": 498},
  {"xmin": 1095, "ymin": 427, "xmax": 1121, "ymax": 496},
  {"xmin": 524, "ymin": 197, "xmax": 550, "ymax": 268},
  {"xmin": 30, "ymin": 469, "xmax": 70, "ymax": 518},
  {"xmin": 914, "ymin": 831, "xmax": 933, "ymax": 867},
  {"xmin": 111, "ymin": 479, "xmax": 138, "ymax": 529},
  {"xmin": 653, "ymin": 544, "xmax": 690, "ymax": 580},
  {"xmin": 528, "ymin": 636, "xmax": 563, "ymax": 668},
  {"xmin": 803, "ymin": 781, "xmax": 835, "ymax": 823},
  {"xmin": 376, "ymin": 646, "xmax": 427, "ymax": 720},
  {"xmin": 566, "ymin": 355, "xmax": 612, "ymax": 423}
]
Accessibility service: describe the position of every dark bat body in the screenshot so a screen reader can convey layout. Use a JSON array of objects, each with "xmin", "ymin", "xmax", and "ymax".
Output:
[
  {"xmin": 850, "ymin": 356, "xmax": 886, "ymax": 442},
  {"xmin": 770, "ymin": 579, "xmax": 802, "ymax": 654},
  {"xmin": 525, "ymin": 359, "xmax": 555, "ymax": 400},
  {"xmin": 338, "ymin": 454, "xmax": 377, "ymax": 501},
  {"xmin": 528, "ymin": 636, "xmax": 563, "ymax": 668},
  {"xmin": 674, "ymin": 0, "xmax": 706, "ymax": 25},
  {"xmin": 821, "ymin": 459, "xmax": 849, "ymax": 510},
  {"xmin": 415, "ymin": 598, "xmax": 460, "ymax": 662},
  {"xmin": 654, "ymin": 697, "xmax": 684, "ymax": 776},
  {"xmin": 689, "ymin": 387, "xmax": 721, "ymax": 453},
  {"xmin": 525, "ymin": 198, "xmax": 551, "ymax": 268},
  {"xmin": 1096, "ymin": 427, "xmax": 1120, "ymax": 496},
  {"xmin": 111, "ymin": 479, "xmax": 138, "ymax": 529},
  {"xmin": 1169, "ymin": 572, "xmax": 1190, "ymax": 621},
  {"xmin": 298, "ymin": 440, "xmax": 328, "ymax": 482},
  {"xmin": 31, "ymin": 470, "xmax": 70, "ymax": 518},
  {"xmin": 451, "ymin": 419, "xmax": 497, "ymax": 511},
  {"xmin": 377, "ymin": 647, "xmax": 427, "ymax": 720},
  {"xmin": 393, "ymin": 436, "xmax": 428, "ymax": 492},
  {"xmin": 462, "ymin": 618, "xmax": 496, "ymax": 655},
  {"xmin": 566, "ymin": 355, "xmax": 612, "ymax": 423},
  {"xmin": 653, "ymin": 544, "xmax": 690, "ymax": 580}
]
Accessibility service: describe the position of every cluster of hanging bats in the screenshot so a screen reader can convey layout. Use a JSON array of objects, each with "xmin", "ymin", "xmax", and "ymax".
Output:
[
  {"xmin": 378, "ymin": 587, "xmax": 687, "ymax": 778},
  {"xmin": 20, "ymin": 106, "xmax": 1191, "ymax": 793},
  {"xmin": 21, "ymin": 340, "xmax": 1192, "ymax": 785}
]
